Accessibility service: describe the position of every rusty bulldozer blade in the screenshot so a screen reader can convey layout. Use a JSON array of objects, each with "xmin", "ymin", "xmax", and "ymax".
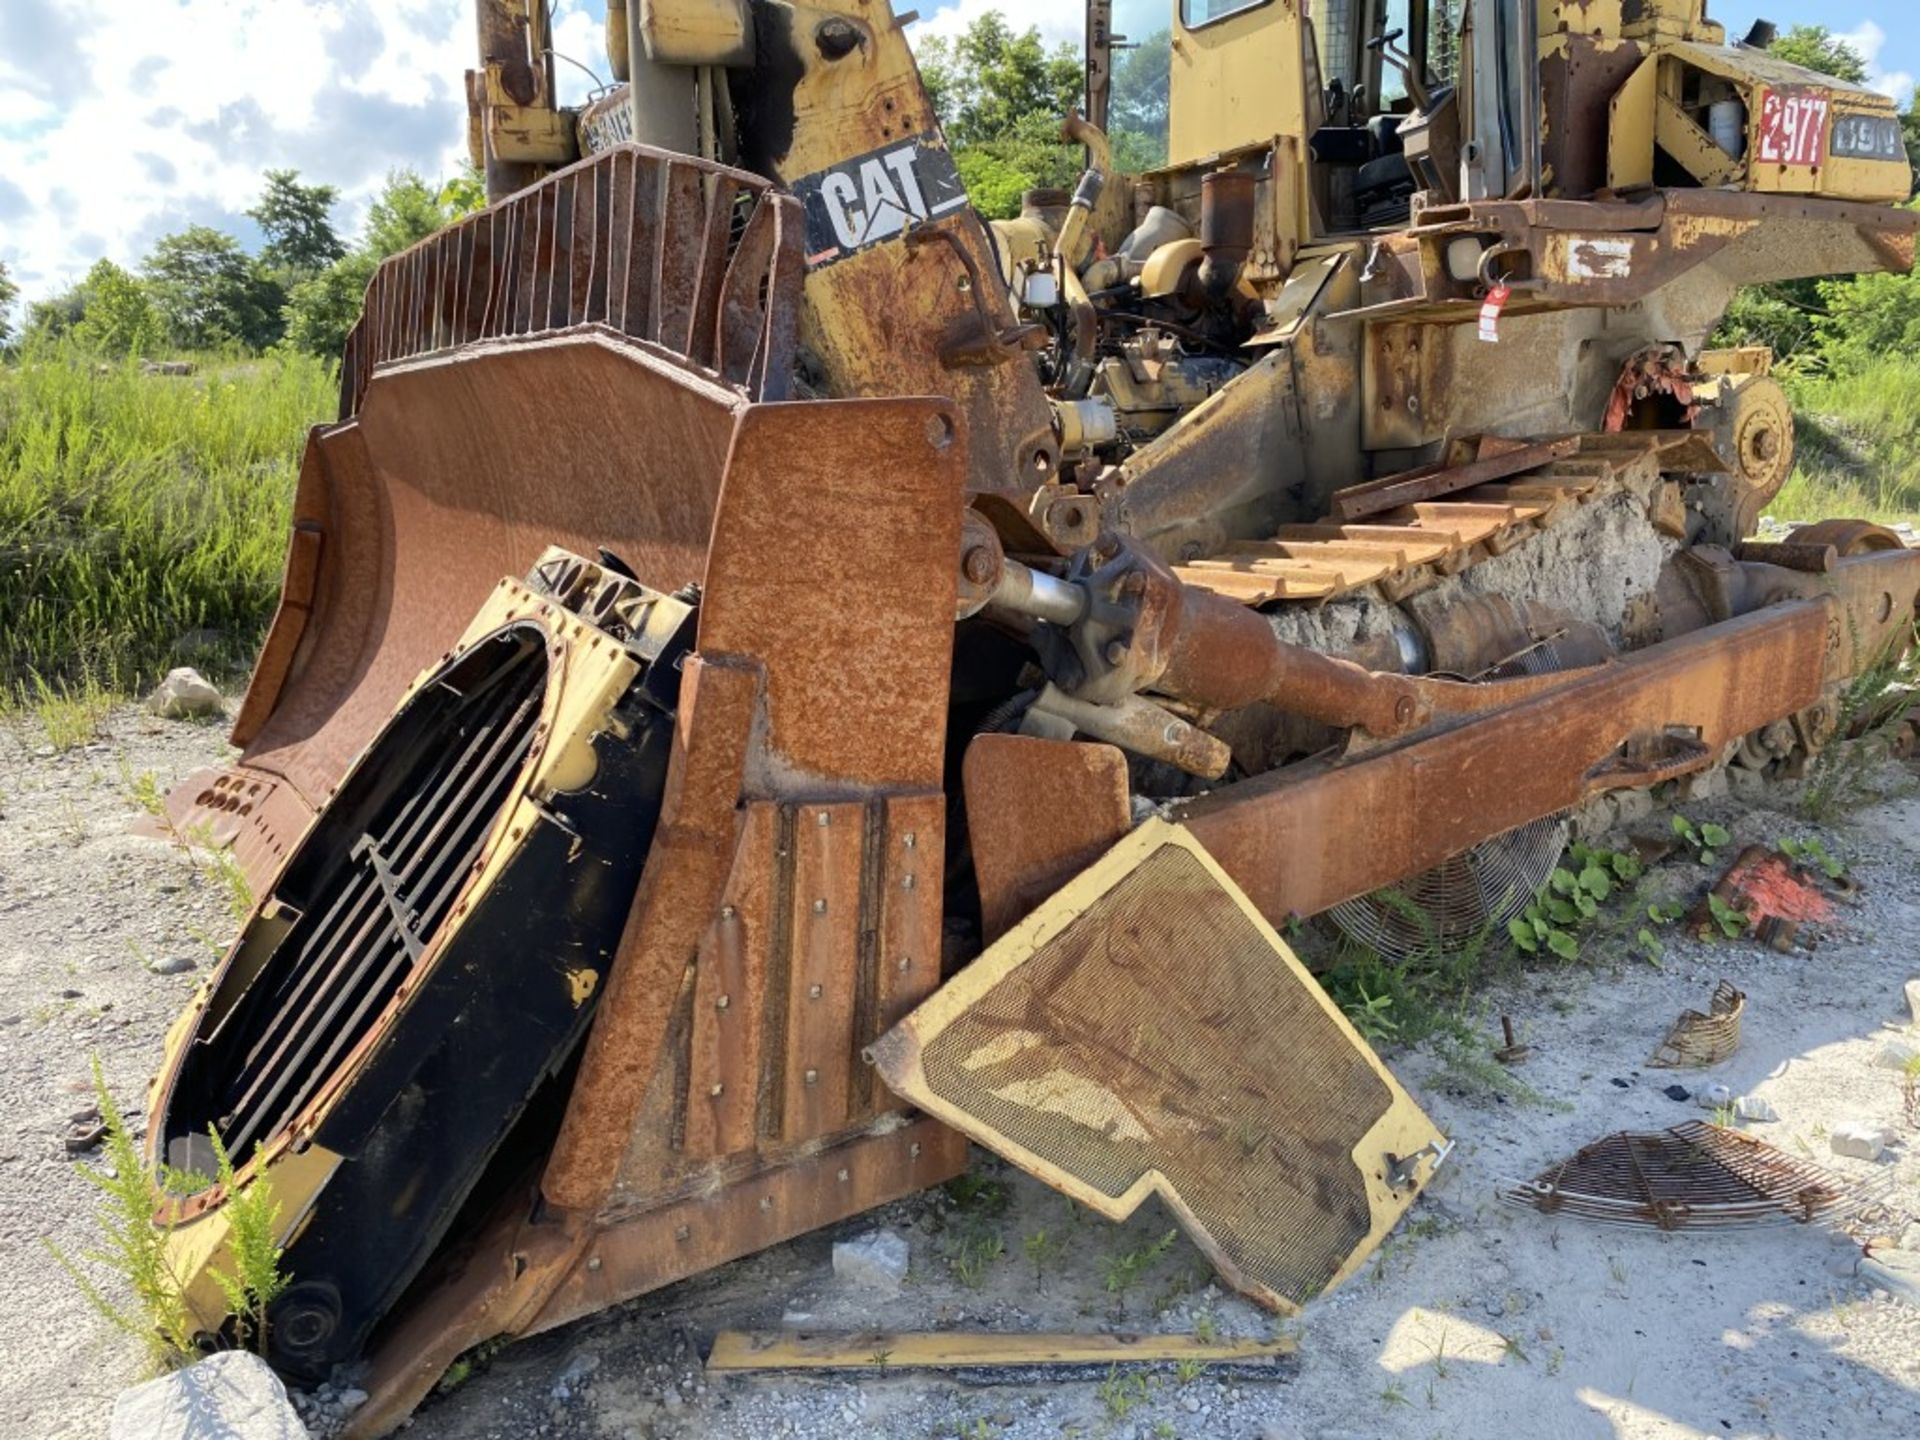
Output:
[
  {"xmin": 136, "ymin": 3, "xmax": 1920, "ymax": 1431},
  {"xmin": 164, "ymin": 145, "xmax": 806, "ymax": 893}
]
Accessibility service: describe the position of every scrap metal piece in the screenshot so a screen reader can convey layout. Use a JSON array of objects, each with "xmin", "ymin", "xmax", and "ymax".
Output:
[
  {"xmin": 705, "ymin": 1329, "xmax": 1296, "ymax": 1373},
  {"xmin": 870, "ymin": 820, "xmax": 1447, "ymax": 1313},
  {"xmin": 1498, "ymin": 1122, "xmax": 1884, "ymax": 1231},
  {"xmin": 962, "ymin": 734, "xmax": 1132, "ymax": 944},
  {"xmin": 1691, "ymin": 846, "xmax": 1837, "ymax": 951},
  {"xmin": 1493, "ymin": 1016, "xmax": 1531, "ymax": 1066},
  {"xmin": 1648, "ymin": 980, "xmax": 1747, "ymax": 1069}
]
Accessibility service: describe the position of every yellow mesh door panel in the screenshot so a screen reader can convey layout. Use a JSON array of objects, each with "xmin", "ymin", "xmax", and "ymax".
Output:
[{"xmin": 870, "ymin": 820, "xmax": 1446, "ymax": 1311}]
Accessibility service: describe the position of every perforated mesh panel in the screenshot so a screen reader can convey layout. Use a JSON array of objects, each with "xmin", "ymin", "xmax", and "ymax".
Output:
[{"xmin": 918, "ymin": 846, "xmax": 1391, "ymax": 1305}]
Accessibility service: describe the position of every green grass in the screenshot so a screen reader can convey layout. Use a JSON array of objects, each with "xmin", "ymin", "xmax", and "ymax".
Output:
[
  {"xmin": 1769, "ymin": 358, "xmax": 1920, "ymax": 524},
  {"xmin": 0, "ymin": 342, "xmax": 334, "ymax": 701}
]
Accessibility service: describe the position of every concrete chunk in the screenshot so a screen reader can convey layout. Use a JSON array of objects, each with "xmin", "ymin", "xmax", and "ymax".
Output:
[
  {"xmin": 1906, "ymin": 978, "xmax": 1920, "ymax": 1029},
  {"xmin": 146, "ymin": 667, "xmax": 224, "ymax": 720},
  {"xmin": 1830, "ymin": 1121, "xmax": 1895, "ymax": 1162},
  {"xmin": 832, "ymin": 1229, "xmax": 909, "ymax": 1293},
  {"xmin": 111, "ymin": 1351, "xmax": 308, "ymax": 1440}
]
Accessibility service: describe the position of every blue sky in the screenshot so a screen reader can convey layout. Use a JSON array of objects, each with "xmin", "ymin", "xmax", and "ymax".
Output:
[{"xmin": 1, "ymin": 1, "xmax": 1910, "ymax": 307}]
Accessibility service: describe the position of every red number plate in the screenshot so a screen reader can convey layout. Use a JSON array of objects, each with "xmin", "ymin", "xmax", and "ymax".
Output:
[{"xmin": 1755, "ymin": 87, "xmax": 1830, "ymax": 167}]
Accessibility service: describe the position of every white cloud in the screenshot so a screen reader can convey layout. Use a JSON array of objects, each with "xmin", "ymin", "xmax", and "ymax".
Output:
[
  {"xmin": 1836, "ymin": 21, "xmax": 1917, "ymax": 106},
  {"xmin": 907, "ymin": 0, "xmax": 1082, "ymax": 49},
  {"xmin": 0, "ymin": 0, "xmax": 609, "ymax": 306}
]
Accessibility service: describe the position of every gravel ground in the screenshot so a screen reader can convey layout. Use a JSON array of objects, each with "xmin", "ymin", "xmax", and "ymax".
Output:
[{"xmin": 5, "ymin": 705, "xmax": 1920, "ymax": 1440}]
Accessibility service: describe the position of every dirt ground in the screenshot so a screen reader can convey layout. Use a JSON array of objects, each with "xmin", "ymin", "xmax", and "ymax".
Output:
[{"xmin": 5, "ymin": 706, "xmax": 1920, "ymax": 1440}]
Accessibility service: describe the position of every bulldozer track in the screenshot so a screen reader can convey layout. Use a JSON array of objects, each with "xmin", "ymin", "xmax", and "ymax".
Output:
[{"xmin": 1175, "ymin": 431, "xmax": 1712, "ymax": 606}]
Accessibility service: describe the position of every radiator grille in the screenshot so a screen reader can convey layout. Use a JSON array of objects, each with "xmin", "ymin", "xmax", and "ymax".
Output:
[
  {"xmin": 202, "ymin": 626, "xmax": 548, "ymax": 1158},
  {"xmin": 918, "ymin": 844, "xmax": 1390, "ymax": 1305},
  {"xmin": 339, "ymin": 144, "xmax": 804, "ymax": 418}
]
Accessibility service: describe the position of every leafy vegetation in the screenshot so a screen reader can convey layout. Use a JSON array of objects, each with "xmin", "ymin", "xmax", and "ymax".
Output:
[
  {"xmin": 1769, "ymin": 359, "xmax": 1920, "ymax": 522},
  {"xmin": 48, "ymin": 1058, "xmax": 291, "ymax": 1374},
  {"xmin": 1670, "ymin": 814, "xmax": 1731, "ymax": 866},
  {"xmin": 1802, "ymin": 626, "xmax": 1920, "ymax": 820},
  {"xmin": 1508, "ymin": 844, "xmax": 1645, "ymax": 962},
  {"xmin": 16, "ymin": 166, "xmax": 481, "ymax": 362},
  {"xmin": 1100, "ymin": 1227, "xmax": 1178, "ymax": 1311}
]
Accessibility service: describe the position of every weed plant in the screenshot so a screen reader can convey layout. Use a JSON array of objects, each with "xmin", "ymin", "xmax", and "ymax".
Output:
[
  {"xmin": 46, "ymin": 1055, "xmax": 290, "ymax": 1372},
  {"xmin": 0, "ymin": 343, "xmax": 332, "ymax": 701}
]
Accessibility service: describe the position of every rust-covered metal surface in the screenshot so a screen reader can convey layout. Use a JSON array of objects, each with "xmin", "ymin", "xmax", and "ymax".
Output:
[
  {"xmin": 962, "ymin": 734, "xmax": 1132, "ymax": 943},
  {"xmin": 872, "ymin": 821, "xmax": 1448, "ymax": 1314},
  {"xmin": 1175, "ymin": 546, "xmax": 1920, "ymax": 928},
  {"xmin": 1498, "ymin": 1123, "xmax": 1880, "ymax": 1231},
  {"xmin": 546, "ymin": 393, "xmax": 968, "ymax": 1212},
  {"xmin": 338, "ymin": 142, "xmax": 804, "ymax": 416},
  {"xmin": 342, "ymin": 391, "xmax": 972, "ymax": 1434},
  {"xmin": 166, "ymin": 140, "xmax": 805, "ymax": 891}
]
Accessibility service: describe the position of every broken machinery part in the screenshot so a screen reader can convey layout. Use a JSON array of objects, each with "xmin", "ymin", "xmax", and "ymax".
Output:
[
  {"xmin": 1498, "ymin": 1121, "xmax": 1884, "ymax": 1231},
  {"xmin": 151, "ymin": 550, "xmax": 694, "ymax": 1377},
  {"xmin": 1648, "ymin": 980, "xmax": 1747, "ymax": 1069},
  {"xmin": 871, "ymin": 820, "xmax": 1448, "ymax": 1315},
  {"xmin": 1692, "ymin": 845, "xmax": 1840, "ymax": 951},
  {"xmin": 1493, "ymin": 1016, "xmax": 1531, "ymax": 1066}
]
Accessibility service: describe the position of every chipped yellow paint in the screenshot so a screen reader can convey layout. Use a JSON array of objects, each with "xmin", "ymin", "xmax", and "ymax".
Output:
[{"xmin": 568, "ymin": 967, "xmax": 601, "ymax": 1007}]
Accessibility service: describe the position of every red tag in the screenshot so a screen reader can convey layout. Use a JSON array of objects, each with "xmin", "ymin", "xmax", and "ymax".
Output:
[{"xmin": 1478, "ymin": 283, "xmax": 1511, "ymax": 343}]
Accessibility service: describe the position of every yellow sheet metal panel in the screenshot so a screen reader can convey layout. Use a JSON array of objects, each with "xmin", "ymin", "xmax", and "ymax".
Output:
[
  {"xmin": 1606, "ymin": 52, "xmax": 1657, "ymax": 192},
  {"xmin": 1168, "ymin": 2, "xmax": 1308, "ymax": 167},
  {"xmin": 870, "ymin": 819, "xmax": 1448, "ymax": 1314},
  {"xmin": 637, "ymin": 0, "xmax": 753, "ymax": 67},
  {"xmin": 1655, "ymin": 91, "xmax": 1739, "ymax": 186}
]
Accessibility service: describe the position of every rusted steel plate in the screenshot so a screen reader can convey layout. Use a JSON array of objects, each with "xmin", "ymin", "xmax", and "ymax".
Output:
[
  {"xmin": 683, "ymin": 801, "xmax": 781, "ymax": 1162},
  {"xmin": 697, "ymin": 398, "xmax": 968, "ymax": 788},
  {"xmin": 1175, "ymin": 598, "xmax": 1837, "ymax": 925},
  {"xmin": 780, "ymin": 801, "xmax": 866, "ymax": 1141},
  {"xmin": 530, "ymin": 1118, "xmax": 966, "ymax": 1340},
  {"xmin": 859, "ymin": 793, "xmax": 947, "ymax": 1117},
  {"xmin": 962, "ymin": 735, "xmax": 1133, "ymax": 943},
  {"xmin": 872, "ymin": 821, "xmax": 1446, "ymax": 1313}
]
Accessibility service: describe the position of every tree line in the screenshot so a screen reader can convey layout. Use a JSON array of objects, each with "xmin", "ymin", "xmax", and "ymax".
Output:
[
  {"xmin": 0, "ymin": 166, "xmax": 486, "ymax": 361},
  {"xmin": 0, "ymin": 21, "xmax": 1909, "ymax": 371}
]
